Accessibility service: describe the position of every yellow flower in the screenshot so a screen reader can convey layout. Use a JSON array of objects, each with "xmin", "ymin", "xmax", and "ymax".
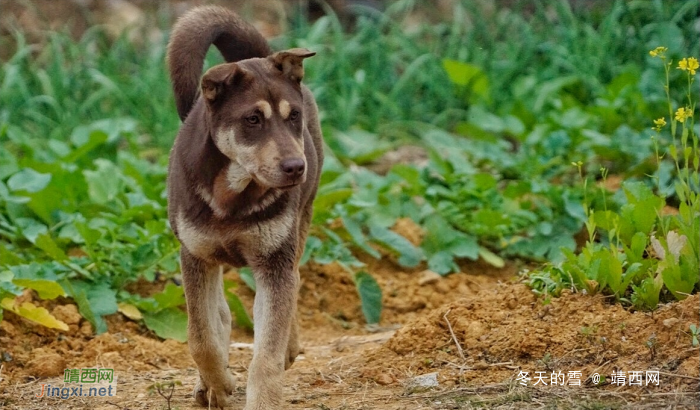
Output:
[
  {"xmin": 677, "ymin": 57, "xmax": 699, "ymax": 75},
  {"xmin": 652, "ymin": 117, "xmax": 666, "ymax": 131},
  {"xmin": 674, "ymin": 107, "xmax": 692, "ymax": 123},
  {"xmin": 649, "ymin": 47, "xmax": 667, "ymax": 58}
]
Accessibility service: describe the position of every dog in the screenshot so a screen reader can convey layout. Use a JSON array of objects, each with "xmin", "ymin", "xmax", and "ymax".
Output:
[{"xmin": 165, "ymin": 6, "xmax": 323, "ymax": 409}]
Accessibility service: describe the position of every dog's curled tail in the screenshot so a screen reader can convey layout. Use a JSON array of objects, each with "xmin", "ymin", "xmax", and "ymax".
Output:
[{"xmin": 167, "ymin": 6, "xmax": 272, "ymax": 121}]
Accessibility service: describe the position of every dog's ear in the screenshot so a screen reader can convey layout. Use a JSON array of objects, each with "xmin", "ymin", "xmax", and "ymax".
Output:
[
  {"xmin": 268, "ymin": 48, "xmax": 316, "ymax": 83},
  {"xmin": 201, "ymin": 63, "xmax": 250, "ymax": 103}
]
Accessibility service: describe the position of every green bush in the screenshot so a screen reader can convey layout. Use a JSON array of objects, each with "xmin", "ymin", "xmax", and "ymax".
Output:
[{"xmin": 528, "ymin": 49, "xmax": 699, "ymax": 309}]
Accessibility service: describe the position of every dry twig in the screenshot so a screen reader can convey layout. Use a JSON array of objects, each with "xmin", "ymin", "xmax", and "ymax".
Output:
[{"xmin": 443, "ymin": 308, "xmax": 465, "ymax": 361}]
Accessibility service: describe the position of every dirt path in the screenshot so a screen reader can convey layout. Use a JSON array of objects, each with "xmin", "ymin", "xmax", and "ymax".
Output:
[{"xmin": 1, "ymin": 255, "xmax": 698, "ymax": 409}]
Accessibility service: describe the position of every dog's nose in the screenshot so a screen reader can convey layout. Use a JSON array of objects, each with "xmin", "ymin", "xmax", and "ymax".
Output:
[{"xmin": 280, "ymin": 158, "xmax": 305, "ymax": 178}]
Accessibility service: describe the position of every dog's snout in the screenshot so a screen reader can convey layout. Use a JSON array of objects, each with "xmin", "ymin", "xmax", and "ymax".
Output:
[{"xmin": 280, "ymin": 158, "xmax": 305, "ymax": 178}]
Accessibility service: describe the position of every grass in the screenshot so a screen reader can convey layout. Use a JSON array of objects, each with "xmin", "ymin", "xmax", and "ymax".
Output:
[{"xmin": 0, "ymin": 0, "xmax": 698, "ymax": 337}]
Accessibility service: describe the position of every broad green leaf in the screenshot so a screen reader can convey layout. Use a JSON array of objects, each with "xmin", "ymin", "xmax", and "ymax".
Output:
[
  {"xmin": 65, "ymin": 281, "xmax": 118, "ymax": 334},
  {"xmin": 442, "ymin": 59, "xmax": 490, "ymax": 102},
  {"xmin": 153, "ymin": 283, "xmax": 185, "ymax": 310},
  {"xmin": 478, "ymin": 248, "xmax": 505, "ymax": 268},
  {"xmin": 604, "ymin": 250, "xmax": 624, "ymax": 295},
  {"xmin": 532, "ymin": 76, "xmax": 580, "ymax": 113},
  {"xmin": 143, "ymin": 307, "xmax": 188, "ymax": 342},
  {"xmin": 313, "ymin": 188, "xmax": 353, "ymax": 214},
  {"xmin": 12, "ymin": 279, "xmax": 65, "ymax": 300},
  {"xmin": 83, "ymin": 159, "xmax": 124, "ymax": 204},
  {"xmin": 632, "ymin": 275, "xmax": 663, "ymax": 310},
  {"xmin": 428, "ymin": 251, "xmax": 457, "ymax": 275},
  {"xmin": 224, "ymin": 280, "xmax": 253, "ymax": 330},
  {"xmin": 661, "ymin": 254, "xmax": 697, "ymax": 301},
  {"xmin": 117, "ymin": 303, "xmax": 143, "ymax": 320},
  {"xmin": 227, "ymin": 292, "xmax": 253, "ymax": 330},
  {"xmin": 64, "ymin": 130, "xmax": 108, "ymax": 163},
  {"xmin": 369, "ymin": 225, "xmax": 422, "ymax": 267},
  {"xmin": 82, "ymin": 282, "xmax": 118, "ymax": 316},
  {"xmin": 71, "ymin": 289, "xmax": 107, "ymax": 334},
  {"xmin": 0, "ymin": 148, "xmax": 19, "ymax": 179},
  {"xmin": 354, "ymin": 271, "xmax": 382, "ymax": 324},
  {"xmin": 1, "ymin": 270, "xmax": 22, "ymax": 296},
  {"xmin": 447, "ymin": 234, "xmax": 479, "ymax": 260},
  {"xmin": 34, "ymin": 233, "xmax": 68, "ymax": 261},
  {"xmin": 0, "ymin": 246, "xmax": 23, "ymax": 266},
  {"xmin": 7, "ymin": 168, "xmax": 51, "ymax": 193},
  {"xmin": 16, "ymin": 218, "xmax": 48, "ymax": 244},
  {"xmin": 238, "ymin": 267, "xmax": 256, "ymax": 292},
  {"xmin": 620, "ymin": 263, "xmax": 643, "ymax": 294},
  {"xmin": 625, "ymin": 232, "xmax": 648, "ymax": 263},
  {"xmin": 301, "ymin": 236, "xmax": 322, "ymax": 266},
  {"xmin": 0, "ymin": 298, "xmax": 69, "ymax": 331},
  {"xmin": 342, "ymin": 215, "xmax": 382, "ymax": 259},
  {"xmin": 327, "ymin": 129, "xmax": 391, "ymax": 164}
]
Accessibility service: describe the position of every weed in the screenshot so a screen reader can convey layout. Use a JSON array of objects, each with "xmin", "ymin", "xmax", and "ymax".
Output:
[
  {"xmin": 646, "ymin": 333, "xmax": 659, "ymax": 361},
  {"xmin": 689, "ymin": 324, "xmax": 699, "ymax": 347},
  {"xmin": 147, "ymin": 380, "xmax": 181, "ymax": 410}
]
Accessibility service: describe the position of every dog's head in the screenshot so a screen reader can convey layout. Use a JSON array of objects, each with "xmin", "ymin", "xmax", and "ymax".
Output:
[{"xmin": 199, "ymin": 48, "xmax": 315, "ymax": 189}]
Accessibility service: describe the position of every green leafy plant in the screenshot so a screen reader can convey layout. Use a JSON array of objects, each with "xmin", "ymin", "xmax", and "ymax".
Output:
[
  {"xmin": 689, "ymin": 324, "xmax": 699, "ymax": 347},
  {"xmin": 1, "ymin": 1, "xmax": 697, "ymax": 336},
  {"xmin": 528, "ymin": 48, "xmax": 699, "ymax": 309}
]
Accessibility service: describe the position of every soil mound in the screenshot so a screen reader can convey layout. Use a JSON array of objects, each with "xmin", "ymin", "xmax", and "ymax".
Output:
[{"xmin": 364, "ymin": 283, "xmax": 699, "ymax": 391}]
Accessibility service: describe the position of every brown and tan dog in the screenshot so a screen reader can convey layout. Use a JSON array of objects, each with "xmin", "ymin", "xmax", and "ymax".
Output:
[{"xmin": 166, "ymin": 6, "xmax": 323, "ymax": 409}]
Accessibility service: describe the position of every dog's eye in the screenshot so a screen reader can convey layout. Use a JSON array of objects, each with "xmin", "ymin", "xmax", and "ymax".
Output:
[
  {"xmin": 289, "ymin": 110, "xmax": 300, "ymax": 121},
  {"xmin": 246, "ymin": 115, "xmax": 260, "ymax": 125}
]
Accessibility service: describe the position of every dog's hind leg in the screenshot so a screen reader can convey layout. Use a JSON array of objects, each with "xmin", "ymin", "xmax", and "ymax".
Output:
[
  {"xmin": 244, "ymin": 244, "xmax": 298, "ymax": 410},
  {"xmin": 180, "ymin": 248, "xmax": 235, "ymax": 408}
]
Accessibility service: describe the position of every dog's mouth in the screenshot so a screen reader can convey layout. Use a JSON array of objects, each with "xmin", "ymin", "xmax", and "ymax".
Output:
[
  {"xmin": 279, "ymin": 179, "xmax": 304, "ymax": 189},
  {"xmin": 250, "ymin": 172, "xmax": 306, "ymax": 190}
]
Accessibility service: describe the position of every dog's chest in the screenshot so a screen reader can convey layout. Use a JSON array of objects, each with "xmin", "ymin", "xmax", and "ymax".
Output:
[{"xmin": 176, "ymin": 210, "xmax": 295, "ymax": 266}]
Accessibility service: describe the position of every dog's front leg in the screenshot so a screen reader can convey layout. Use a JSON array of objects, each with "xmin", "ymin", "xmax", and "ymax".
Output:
[
  {"xmin": 285, "ymin": 269, "xmax": 301, "ymax": 370},
  {"xmin": 181, "ymin": 249, "xmax": 235, "ymax": 408},
  {"xmin": 244, "ymin": 250, "xmax": 298, "ymax": 410}
]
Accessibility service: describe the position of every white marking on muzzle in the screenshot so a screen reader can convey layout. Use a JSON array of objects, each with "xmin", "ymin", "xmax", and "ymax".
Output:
[{"xmin": 226, "ymin": 161, "xmax": 252, "ymax": 193}]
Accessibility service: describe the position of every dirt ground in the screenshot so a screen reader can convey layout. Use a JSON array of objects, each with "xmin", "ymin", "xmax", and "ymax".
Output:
[{"xmin": 0, "ymin": 241, "xmax": 698, "ymax": 410}]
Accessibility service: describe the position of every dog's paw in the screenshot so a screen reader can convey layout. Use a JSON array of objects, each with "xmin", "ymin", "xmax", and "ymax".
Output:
[{"xmin": 194, "ymin": 375, "xmax": 234, "ymax": 408}]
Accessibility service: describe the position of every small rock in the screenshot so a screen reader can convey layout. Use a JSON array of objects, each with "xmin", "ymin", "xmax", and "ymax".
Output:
[
  {"xmin": 435, "ymin": 281, "xmax": 451, "ymax": 294},
  {"xmin": 375, "ymin": 373, "xmax": 394, "ymax": 385},
  {"xmin": 418, "ymin": 270, "xmax": 441, "ymax": 286},
  {"xmin": 406, "ymin": 372, "xmax": 439, "ymax": 388},
  {"xmin": 51, "ymin": 304, "xmax": 82, "ymax": 326},
  {"xmin": 662, "ymin": 318, "xmax": 679, "ymax": 328},
  {"xmin": 457, "ymin": 283, "xmax": 471, "ymax": 295}
]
